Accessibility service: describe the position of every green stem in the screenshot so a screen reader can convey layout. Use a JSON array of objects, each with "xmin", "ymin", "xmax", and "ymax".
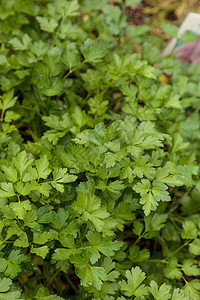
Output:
[
  {"xmin": 65, "ymin": 274, "xmax": 79, "ymax": 294},
  {"xmin": 133, "ymin": 236, "xmax": 141, "ymax": 246},
  {"xmin": 62, "ymin": 61, "xmax": 85, "ymax": 80},
  {"xmin": 182, "ymin": 276, "xmax": 188, "ymax": 284},
  {"xmin": 169, "ymin": 217, "xmax": 181, "ymax": 231},
  {"xmin": 2, "ymin": 240, "xmax": 13, "ymax": 244},
  {"xmin": 53, "ymin": 15, "xmax": 67, "ymax": 46},
  {"xmin": 0, "ymin": 109, "xmax": 5, "ymax": 122},
  {"xmin": 145, "ymin": 259, "xmax": 167, "ymax": 264},
  {"xmin": 171, "ymin": 216, "xmax": 184, "ymax": 223},
  {"xmin": 171, "ymin": 240, "xmax": 191, "ymax": 256},
  {"xmin": 62, "ymin": 70, "xmax": 72, "ymax": 80},
  {"xmin": 133, "ymin": 232, "xmax": 145, "ymax": 246},
  {"xmin": 82, "ymin": 224, "xmax": 88, "ymax": 240},
  {"xmin": 54, "ymin": 272, "xmax": 63, "ymax": 296},
  {"xmin": 47, "ymin": 269, "xmax": 60, "ymax": 287},
  {"xmin": 78, "ymin": 228, "xmax": 83, "ymax": 247}
]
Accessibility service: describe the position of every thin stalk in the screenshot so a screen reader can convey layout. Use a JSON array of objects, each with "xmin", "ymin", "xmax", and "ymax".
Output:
[
  {"xmin": 65, "ymin": 274, "xmax": 79, "ymax": 294},
  {"xmin": 78, "ymin": 228, "xmax": 83, "ymax": 247},
  {"xmin": 47, "ymin": 269, "xmax": 60, "ymax": 287},
  {"xmin": 171, "ymin": 240, "xmax": 191, "ymax": 256},
  {"xmin": 169, "ymin": 217, "xmax": 182, "ymax": 231},
  {"xmin": 0, "ymin": 109, "xmax": 5, "ymax": 122},
  {"xmin": 145, "ymin": 259, "xmax": 167, "ymax": 264},
  {"xmin": 63, "ymin": 70, "xmax": 72, "ymax": 80},
  {"xmin": 182, "ymin": 276, "xmax": 188, "ymax": 284},
  {"xmin": 62, "ymin": 61, "xmax": 85, "ymax": 80},
  {"xmin": 82, "ymin": 224, "xmax": 88, "ymax": 240},
  {"xmin": 55, "ymin": 272, "xmax": 63, "ymax": 296},
  {"xmin": 53, "ymin": 14, "xmax": 67, "ymax": 46},
  {"xmin": 133, "ymin": 232, "xmax": 145, "ymax": 246}
]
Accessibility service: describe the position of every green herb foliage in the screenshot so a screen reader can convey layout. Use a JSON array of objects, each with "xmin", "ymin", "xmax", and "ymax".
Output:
[{"xmin": 0, "ymin": 0, "xmax": 200, "ymax": 299}]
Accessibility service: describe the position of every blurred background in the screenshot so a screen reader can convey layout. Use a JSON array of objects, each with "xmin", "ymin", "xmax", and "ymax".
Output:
[{"xmin": 126, "ymin": 0, "xmax": 200, "ymax": 26}]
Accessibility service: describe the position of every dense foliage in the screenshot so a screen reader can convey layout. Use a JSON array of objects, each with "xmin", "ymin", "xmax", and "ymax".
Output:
[{"xmin": 0, "ymin": 0, "xmax": 200, "ymax": 299}]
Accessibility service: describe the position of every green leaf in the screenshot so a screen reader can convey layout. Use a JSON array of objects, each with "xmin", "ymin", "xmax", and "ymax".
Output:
[
  {"xmin": 72, "ymin": 106, "xmax": 89, "ymax": 128},
  {"xmin": 182, "ymin": 259, "xmax": 200, "ymax": 276},
  {"xmin": 30, "ymin": 246, "xmax": 49, "ymax": 259},
  {"xmin": 133, "ymin": 179, "xmax": 170, "ymax": 215},
  {"xmin": 12, "ymin": 151, "xmax": 33, "ymax": 179},
  {"xmin": 10, "ymin": 200, "xmax": 32, "ymax": 220},
  {"xmin": 53, "ymin": 248, "xmax": 75, "ymax": 261},
  {"xmin": 52, "ymin": 168, "xmax": 77, "ymax": 192},
  {"xmin": 15, "ymin": 181, "xmax": 37, "ymax": 196},
  {"xmin": 9, "ymin": 34, "xmax": 31, "ymax": 50},
  {"xmin": 183, "ymin": 280, "xmax": 200, "ymax": 300},
  {"xmin": 172, "ymin": 133, "xmax": 189, "ymax": 153},
  {"xmin": 14, "ymin": 232, "xmax": 29, "ymax": 248},
  {"xmin": 42, "ymin": 79, "xmax": 63, "ymax": 97},
  {"xmin": 34, "ymin": 285, "xmax": 64, "ymax": 299},
  {"xmin": 171, "ymin": 288, "xmax": 188, "ymax": 300},
  {"xmin": 72, "ymin": 191, "xmax": 109, "ymax": 231},
  {"xmin": 165, "ymin": 257, "xmax": 182, "ymax": 280},
  {"xmin": 62, "ymin": 43, "xmax": 80, "ymax": 70},
  {"xmin": 0, "ymin": 55, "xmax": 9, "ymax": 66},
  {"xmin": 165, "ymin": 94, "xmax": 181, "ymax": 109},
  {"xmin": 132, "ymin": 156, "xmax": 155, "ymax": 179},
  {"xmin": 4, "ymin": 250, "xmax": 27, "ymax": 278},
  {"xmin": 189, "ymin": 239, "xmax": 200, "ymax": 255},
  {"xmin": 161, "ymin": 23, "xmax": 178, "ymax": 37},
  {"xmin": 144, "ymin": 213, "xmax": 168, "ymax": 238},
  {"xmin": 5, "ymin": 223, "xmax": 23, "ymax": 240},
  {"xmin": 132, "ymin": 220, "xmax": 144, "ymax": 236},
  {"xmin": 149, "ymin": 280, "xmax": 171, "ymax": 300},
  {"xmin": 22, "ymin": 167, "xmax": 38, "ymax": 182},
  {"xmin": 180, "ymin": 30, "xmax": 199, "ymax": 43},
  {"xmin": 51, "ymin": 208, "xmax": 69, "ymax": 230},
  {"xmin": 86, "ymin": 231, "xmax": 123, "ymax": 264},
  {"xmin": 0, "ymin": 278, "xmax": 21, "ymax": 299},
  {"xmin": 0, "ymin": 182, "xmax": 15, "ymax": 198},
  {"xmin": 33, "ymin": 230, "xmax": 57, "ymax": 244},
  {"xmin": 0, "ymin": 278, "xmax": 12, "ymax": 293},
  {"xmin": 126, "ymin": 25, "xmax": 149, "ymax": 39},
  {"xmin": 0, "ymin": 258, "xmax": 7, "ymax": 272},
  {"xmin": 35, "ymin": 294, "xmax": 64, "ymax": 300},
  {"xmin": 155, "ymin": 164, "xmax": 183, "ymax": 187},
  {"xmin": 58, "ymin": 232, "xmax": 75, "ymax": 248},
  {"xmin": 31, "ymin": 40, "xmax": 49, "ymax": 57},
  {"xmin": 81, "ymin": 39, "xmax": 108, "ymax": 63},
  {"xmin": 103, "ymin": 257, "xmax": 120, "ymax": 282},
  {"xmin": 36, "ymin": 155, "xmax": 52, "ymax": 179},
  {"xmin": 0, "ymin": 205, "xmax": 16, "ymax": 219},
  {"xmin": 120, "ymin": 84, "xmax": 138, "ymax": 101},
  {"xmin": 0, "ymin": 291, "xmax": 21, "ymax": 299},
  {"xmin": 36, "ymin": 17, "xmax": 58, "ymax": 33},
  {"xmin": 23, "ymin": 210, "xmax": 38, "ymax": 228},
  {"xmin": 119, "ymin": 267, "xmax": 148, "ymax": 297},
  {"xmin": 0, "ymin": 90, "xmax": 17, "ymax": 113},
  {"xmin": 106, "ymin": 180, "xmax": 125, "ymax": 193},
  {"xmin": 37, "ymin": 206, "xmax": 56, "ymax": 224},
  {"xmin": 78, "ymin": 265, "xmax": 107, "ymax": 291},
  {"xmin": 62, "ymin": 0, "xmax": 79, "ymax": 17},
  {"xmin": 129, "ymin": 245, "xmax": 150, "ymax": 262},
  {"xmin": 126, "ymin": 0, "xmax": 141, "ymax": 5},
  {"xmin": 139, "ymin": 65, "xmax": 156, "ymax": 79},
  {"xmin": 181, "ymin": 220, "xmax": 198, "ymax": 239}
]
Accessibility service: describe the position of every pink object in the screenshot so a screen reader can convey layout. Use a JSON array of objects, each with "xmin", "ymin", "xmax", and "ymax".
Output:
[{"xmin": 173, "ymin": 37, "xmax": 200, "ymax": 64}]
